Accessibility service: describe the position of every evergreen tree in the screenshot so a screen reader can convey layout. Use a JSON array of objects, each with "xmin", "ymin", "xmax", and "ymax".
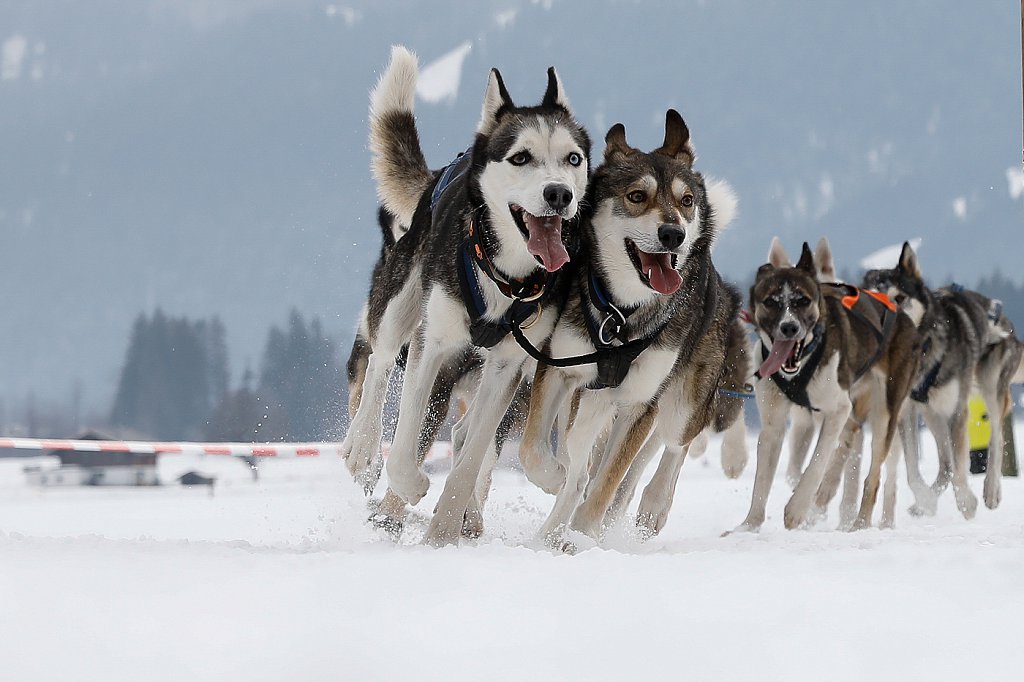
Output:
[
  {"xmin": 110, "ymin": 309, "xmax": 229, "ymax": 440},
  {"xmin": 257, "ymin": 309, "xmax": 344, "ymax": 441}
]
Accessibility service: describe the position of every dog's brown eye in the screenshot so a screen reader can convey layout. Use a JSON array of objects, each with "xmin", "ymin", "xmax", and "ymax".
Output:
[
  {"xmin": 681, "ymin": 194, "xmax": 694, "ymax": 207},
  {"xmin": 792, "ymin": 296, "xmax": 810, "ymax": 308},
  {"xmin": 626, "ymin": 190, "xmax": 647, "ymax": 204},
  {"xmin": 894, "ymin": 294, "xmax": 908, "ymax": 305},
  {"xmin": 763, "ymin": 298, "xmax": 781, "ymax": 309},
  {"xmin": 509, "ymin": 151, "xmax": 532, "ymax": 166}
]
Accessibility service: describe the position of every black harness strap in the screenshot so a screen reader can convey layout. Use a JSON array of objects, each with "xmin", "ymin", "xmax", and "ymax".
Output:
[{"xmin": 759, "ymin": 322, "xmax": 826, "ymax": 412}]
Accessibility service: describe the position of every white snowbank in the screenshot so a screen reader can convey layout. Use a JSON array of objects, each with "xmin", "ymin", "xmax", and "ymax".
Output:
[
  {"xmin": 2, "ymin": 429, "xmax": 1023, "ymax": 681},
  {"xmin": 860, "ymin": 237, "xmax": 922, "ymax": 270},
  {"xmin": 416, "ymin": 41, "xmax": 473, "ymax": 104}
]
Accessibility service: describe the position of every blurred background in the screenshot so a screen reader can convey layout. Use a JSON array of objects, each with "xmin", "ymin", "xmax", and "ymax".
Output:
[{"xmin": 2, "ymin": 0, "xmax": 1022, "ymax": 443}]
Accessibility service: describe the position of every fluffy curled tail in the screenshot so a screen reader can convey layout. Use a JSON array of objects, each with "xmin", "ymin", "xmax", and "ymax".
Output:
[{"xmin": 369, "ymin": 46, "xmax": 433, "ymax": 226}]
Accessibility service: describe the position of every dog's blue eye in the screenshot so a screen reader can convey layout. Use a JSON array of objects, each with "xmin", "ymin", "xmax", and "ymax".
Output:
[
  {"xmin": 509, "ymin": 151, "xmax": 532, "ymax": 166},
  {"xmin": 567, "ymin": 152, "xmax": 583, "ymax": 167}
]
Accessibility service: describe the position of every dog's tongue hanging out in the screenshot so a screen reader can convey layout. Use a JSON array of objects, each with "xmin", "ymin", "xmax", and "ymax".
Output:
[
  {"xmin": 637, "ymin": 251, "xmax": 682, "ymax": 295},
  {"xmin": 758, "ymin": 338, "xmax": 797, "ymax": 377},
  {"xmin": 525, "ymin": 214, "xmax": 570, "ymax": 272}
]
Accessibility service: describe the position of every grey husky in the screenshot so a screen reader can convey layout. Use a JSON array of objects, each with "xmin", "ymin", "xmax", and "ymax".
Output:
[
  {"xmin": 734, "ymin": 242, "xmax": 919, "ymax": 532},
  {"xmin": 516, "ymin": 110, "xmax": 741, "ymax": 548},
  {"xmin": 862, "ymin": 242, "xmax": 1024, "ymax": 518},
  {"xmin": 344, "ymin": 46, "xmax": 591, "ymax": 546}
]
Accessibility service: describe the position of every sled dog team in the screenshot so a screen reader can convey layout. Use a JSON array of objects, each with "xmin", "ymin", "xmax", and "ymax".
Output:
[{"xmin": 341, "ymin": 46, "xmax": 1024, "ymax": 550}]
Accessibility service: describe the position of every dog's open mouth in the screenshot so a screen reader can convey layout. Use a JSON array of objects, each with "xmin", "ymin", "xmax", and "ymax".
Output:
[
  {"xmin": 758, "ymin": 337, "xmax": 805, "ymax": 378},
  {"xmin": 625, "ymin": 239, "xmax": 681, "ymax": 295},
  {"xmin": 510, "ymin": 204, "xmax": 569, "ymax": 273}
]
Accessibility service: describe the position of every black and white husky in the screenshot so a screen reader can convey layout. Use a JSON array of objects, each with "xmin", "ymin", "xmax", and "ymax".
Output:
[
  {"xmin": 862, "ymin": 242, "xmax": 1024, "ymax": 518},
  {"xmin": 517, "ymin": 111, "xmax": 741, "ymax": 548},
  {"xmin": 343, "ymin": 46, "xmax": 591, "ymax": 546}
]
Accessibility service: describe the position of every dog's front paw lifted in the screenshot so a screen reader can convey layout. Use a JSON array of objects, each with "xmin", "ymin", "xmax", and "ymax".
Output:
[
  {"xmin": 519, "ymin": 448, "xmax": 566, "ymax": 495},
  {"xmin": 386, "ymin": 459, "xmax": 430, "ymax": 506}
]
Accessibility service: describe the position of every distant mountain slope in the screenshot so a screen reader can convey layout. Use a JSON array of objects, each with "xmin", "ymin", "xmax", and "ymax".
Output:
[{"xmin": 1, "ymin": 0, "xmax": 1021, "ymax": 406}]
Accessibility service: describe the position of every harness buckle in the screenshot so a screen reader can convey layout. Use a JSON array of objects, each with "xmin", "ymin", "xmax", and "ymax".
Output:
[
  {"xmin": 597, "ymin": 304, "xmax": 627, "ymax": 346},
  {"xmin": 516, "ymin": 299, "xmax": 543, "ymax": 330}
]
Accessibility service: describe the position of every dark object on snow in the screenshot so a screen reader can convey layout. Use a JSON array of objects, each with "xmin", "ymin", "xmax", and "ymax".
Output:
[
  {"xmin": 178, "ymin": 471, "xmax": 216, "ymax": 487},
  {"xmin": 970, "ymin": 449, "xmax": 988, "ymax": 474}
]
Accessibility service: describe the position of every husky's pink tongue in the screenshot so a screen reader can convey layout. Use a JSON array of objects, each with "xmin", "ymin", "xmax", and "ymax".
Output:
[
  {"xmin": 758, "ymin": 338, "xmax": 798, "ymax": 377},
  {"xmin": 525, "ymin": 214, "xmax": 569, "ymax": 272},
  {"xmin": 637, "ymin": 250, "xmax": 682, "ymax": 295}
]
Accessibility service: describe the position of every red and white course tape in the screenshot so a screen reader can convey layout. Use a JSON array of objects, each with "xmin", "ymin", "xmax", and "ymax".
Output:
[{"xmin": 0, "ymin": 437, "xmax": 344, "ymax": 458}]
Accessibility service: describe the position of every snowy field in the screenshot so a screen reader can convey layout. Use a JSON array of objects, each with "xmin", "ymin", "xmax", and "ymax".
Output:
[{"xmin": 2, "ymin": 430, "xmax": 1023, "ymax": 682}]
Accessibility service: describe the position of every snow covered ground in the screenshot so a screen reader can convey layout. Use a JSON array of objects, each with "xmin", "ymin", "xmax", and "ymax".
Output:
[{"xmin": 2, "ymin": 430, "xmax": 1023, "ymax": 681}]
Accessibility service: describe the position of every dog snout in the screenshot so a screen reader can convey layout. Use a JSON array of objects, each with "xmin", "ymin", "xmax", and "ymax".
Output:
[
  {"xmin": 543, "ymin": 183, "xmax": 574, "ymax": 214},
  {"xmin": 779, "ymin": 321, "xmax": 800, "ymax": 339},
  {"xmin": 657, "ymin": 224, "xmax": 685, "ymax": 251}
]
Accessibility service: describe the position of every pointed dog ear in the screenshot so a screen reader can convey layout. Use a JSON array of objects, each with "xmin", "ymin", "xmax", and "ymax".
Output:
[
  {"xmin": 654, "ymin": 109, "xmax": 695, "ymax": 167},
  {"xmin": 541, "ymin": 67, "xmax": 571, "ymax": 111},
  {"xmin": 477, "ymin": 68, "xmax": 514, "ymax": 135},
  {"xmin": 603, "ymin": 123, "xmax": 634, "ymax": 161},
  {"xmin": 898, "ymin": 241, "xmax": 920, "ymax": 276},
  {"xmin": 767, "ymin": 236, "xmax": 791, "ymax": 268},
  {"xmin": 815, "ymin": 237, "xmax": 835, "ymax": 281},
  {"xmin": 796, "ymin": 242, "xmax": 816, "ymax": 274}
]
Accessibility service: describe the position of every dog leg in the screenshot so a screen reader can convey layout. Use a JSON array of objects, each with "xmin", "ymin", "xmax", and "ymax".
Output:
[
  {"xmin": 786, "ymin": 409, "xmax": 816, "ymax": 489},
  {"xmin": 343, "ymin": 278, "xmax": 422, "ymax": 489},
  {"xmin": 852, "ymin": 384, "xmax": 901, "ymax": 530},
  {"xmin": 902, "ymin": 407, "xmax": 938, "ymax": 516},
  {"xmin": 731, "ymin": 387, "xmax": 790, "ymax": 533},
  {"xmin": 519, "ymin": 362, "xmax": 571, "ymax": 495},
  {"xmin": 385, "ymin": 295, "xmax": 465, "ymax": 505},
  {"xmin": 786, "ymin": 398, "xmax": 851, "ymax": 530},
  {"xmin": 720, "ymin": 418, "xmax": 749, "ymax": 480},
  {"xmin": 462, "ymin": 437, "xmax": 500, "ymax": 539},
  {"xmin": 880, "ymin": 430, "xmax": 901, "ymax": 529},
  {"xmin": 838, "ymin": 428, "xmax": 863, "ymax": 530},
  {"xmin": 540, "ymin": 393, "xmax": 615, "ymax": 548},
  {"xmin": 979, "ymin": 388, "xmax": 1005, "ymax": 510},
  {"xmin": 342, "ymin": 352, "xmax": 396, "ymax": 491},
  {"xmin": 605, "ymin": 434, "xmax": 662, "ymax": 526},
  {"xmin": 812, "ymin": 416, "xmax": 859, "ymax": 521},
  {"xmin": 572, "ymin": 404, "xmax": 658, "ymax": 539},
  {"xmin": 635, "ymin": 442, "xmax": 689, "ymax": 539},
  {"xmin": 423, "ymin": 352, "xmax": 522, "ymax": 547},
  {"xmin": 948, "ymin": 402, "xmax": 978, "ymax": 519}
]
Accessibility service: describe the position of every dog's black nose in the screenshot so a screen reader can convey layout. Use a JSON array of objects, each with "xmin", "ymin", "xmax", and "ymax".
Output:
[
  {"xmin": 658, "ymin": 224, "xmax": 685, "ymax": 250},
  {"xmin": 543, "ymin": 184, "xmax": 573, "ymax": 213},
  {"xmin": 779, "ymin": 322, "xmax": 800, "ymax": 339}
]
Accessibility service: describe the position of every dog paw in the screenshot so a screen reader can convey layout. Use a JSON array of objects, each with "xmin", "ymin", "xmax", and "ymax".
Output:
[
  {"xmin": 423, "ymin": 511, "xmax": 464, "ymax": 548},
  {"xmin": 521, "ymin": 454, "xmax": 565, "ymax": 496},
  {"xmin": 635, "ymin": 504, "xmax": 670, "ymax": 539},
  {"xmin": 956, "ymin": 489, "xmax": 978, "ymax": 520},
  {"xmin": 386, "ymin": 461, "xmax": 430, "ymax": 506},
  {"xmin": 461, "ymin": 507, "xmax": 485, "ymax": 540},
  {"xmin": 342, "ymin": 429, "xmax": 381, "ymax": 480},
  {"xmin": 368, "ymin": 511, "xmax": 404, "ymax": 541},
  {"xmin": 721, "ymin": 447, "xmax": 748, "ymax": 480},
  {"xmin": 848, "ymin": 517, "xmax": 871, "ymax": 532},
  {"xmin": 983, "ymin": 476, "xmax": 1002, "ymax": 510},
  {"xmin": 783, "ymin": 500, "xmax": 809, "ymax": 530},
  {"xmin": 722, "ymin": 521, "xmax": 761, "ymax": 537}
]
